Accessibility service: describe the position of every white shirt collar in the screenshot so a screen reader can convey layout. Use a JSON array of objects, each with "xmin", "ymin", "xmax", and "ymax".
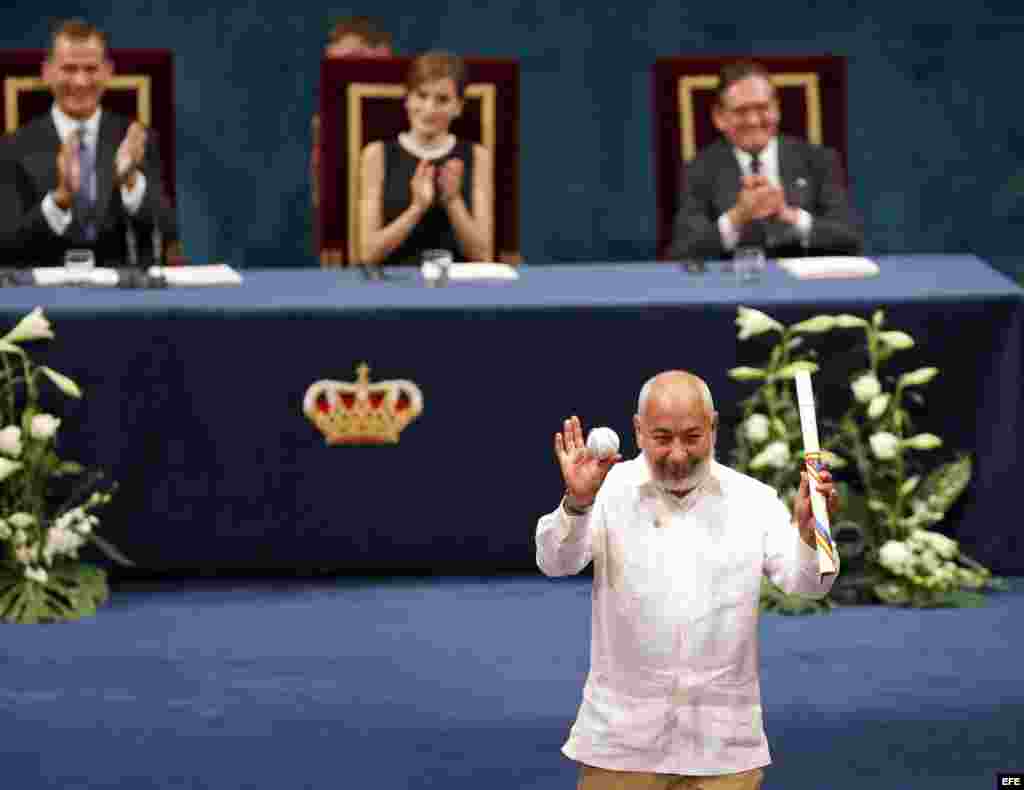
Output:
[
  {"xmin": 633, "ymin": 454, "xmax": 725, "ymax": 508},
  {"xmin": 733, "ymin": 135, "xmax": 778, "ymax": 178},
  {"xmin": 51, "ymin": 104, "xmax": 102, "ymax": 147}
]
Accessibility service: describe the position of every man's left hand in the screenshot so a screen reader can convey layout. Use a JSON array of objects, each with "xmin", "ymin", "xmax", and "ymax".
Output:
[
  {"xmin": 116, "ymin": 121, "xmax": 147, "ymax": 188},
  {"xmin": 793, "ymin": 467, "xmax": 839, "ymax": 548}
]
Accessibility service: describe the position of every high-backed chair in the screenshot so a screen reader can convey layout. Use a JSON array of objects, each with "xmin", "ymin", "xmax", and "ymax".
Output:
[
  {"xmin": 652, "ymin": 55, "xmax": 848, "ymax": 259},
  {"xmin": 1, "ymin": 49, "xmax": 180, "ymax": 262},
  {"xmin": 318, "ymin": 57, "xmax": 520, "ymax": 267}
]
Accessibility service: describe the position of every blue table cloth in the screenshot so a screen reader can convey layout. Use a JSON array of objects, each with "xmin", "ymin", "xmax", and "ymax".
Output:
[{"xmin": 1, "ymin": 255, "xmax": 1020, "ymax": 573}]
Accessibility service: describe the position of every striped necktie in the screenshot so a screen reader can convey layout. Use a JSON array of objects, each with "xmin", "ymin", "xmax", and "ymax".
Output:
[{"xmin": 73, "ymin": 124, "xmax": 97, "ymax": 242}]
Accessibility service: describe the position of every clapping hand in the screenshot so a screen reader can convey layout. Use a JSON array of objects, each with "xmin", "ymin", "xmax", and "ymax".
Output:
[
  {"xmin": 437, "ymin": 158, "xmax": 464, "ymax": 205},
  {"xmin": 116, "ymin": 121, "xmax": 147, "ymax": 187},
  {"xmin": 554, "ymin": 416, "xmax": 621, "ymax": 508},
  {"xmin": 54, "ymin": 129, "xmax": 82, "ymax": 207},
  {"xmin": 411, "ymin": 159, "xmax": 436, "ymax": 209}
]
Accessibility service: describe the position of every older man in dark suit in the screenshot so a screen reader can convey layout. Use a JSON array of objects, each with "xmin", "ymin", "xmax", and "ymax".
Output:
[
  {"xmin": 0, "ymin": 19, "xmax": 175, "ymax": 268},
  {"xmin": 668, "ymin": 61, "xmax": 862, "ymax": 261}
]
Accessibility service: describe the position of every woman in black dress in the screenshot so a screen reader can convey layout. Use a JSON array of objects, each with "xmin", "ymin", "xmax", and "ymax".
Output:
[{"xmin": 359, "ymin": 51, "xmax": 494, "ymax": 266}]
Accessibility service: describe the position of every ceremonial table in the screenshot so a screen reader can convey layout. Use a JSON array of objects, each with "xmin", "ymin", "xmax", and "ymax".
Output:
[{"xmin": 0, "ymin": 255, "xmax": 1020, "ymax": 574}]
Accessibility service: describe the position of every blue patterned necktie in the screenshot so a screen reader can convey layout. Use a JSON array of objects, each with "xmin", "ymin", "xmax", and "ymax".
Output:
[{"xmin": 73, "ymin": 124, "xmax": 97, "ymax": 242}]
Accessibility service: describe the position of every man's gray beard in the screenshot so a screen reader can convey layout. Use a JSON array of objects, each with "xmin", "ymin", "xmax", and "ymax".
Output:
[{"xmin": 647, "ymin": 446, "xmax": 716, "ymax": 495}]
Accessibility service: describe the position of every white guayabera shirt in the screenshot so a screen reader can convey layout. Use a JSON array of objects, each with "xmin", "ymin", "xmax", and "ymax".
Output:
[{"xmin": 536, "ymin": 457, "xmax": 834, "ymax": 776}]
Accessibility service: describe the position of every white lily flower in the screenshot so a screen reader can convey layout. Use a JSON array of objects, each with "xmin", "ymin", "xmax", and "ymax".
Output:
[
  {"xmin": 2, "ymin": 307, "xmax": 54, "ymax": 345},
  {"xmin": 750, "ymin": 440, "xmax": 791, "ymax": 470},
  {"xmin": 0, "ymin": 457, "xmax": 22, "ymax": 481},
  {"xmin": 851, "ymin": 373, "xmax": 881, "ymax": 404},
  {"xmin": 39, "ymin": 367, "xmax": 83, "ymax": 399},
  {"xmin": 24, "ymin": 566, "xmax": 48, "ymax": 584},
  {"xmin": 43, "ymin": 525, "xmax": 86, "ymax": 564},
  {"xmin": 735, "ymin": 306, "xmax": 783, "ymax": 340},
  {"xmin": 869, "ymin": 432, "xmax": 901, "ymax": 460},
  {"xmin": 903, "ymin": 433, "xmax": 942, "ymax": 451},
  {"xmin": 867, "ymin": 393, "xmax": 890, "ymax": 420},
  {"xmin": 878, "ymin": 331, "xmax": 915, "ymax": 350},
  {"xmin": 879, "ymin": 540, "xmax": 912, "ymax": 573},
  {"xmin": 8, "ymin": 512, "xmax": 36, "ymax": 529},
  {"xmin": 29, "ymin": 414, "xmax": 61, "ymax": 441},
  {"xmin": 744, "ymin": 413, "xmax": 771, "ymax": 443},
  {"xmin": 0, "ymin": 425, "xmax": 22, "ymax": 457}
]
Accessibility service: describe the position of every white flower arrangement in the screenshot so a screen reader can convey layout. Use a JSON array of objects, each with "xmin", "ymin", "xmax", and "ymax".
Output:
[
  {"xmin": 0, "ymin": 308, "xmax": 127, "ymax": 624},
  {"xmin": 729, "ymin": 306, "xmax": 1005, "ymax": 613}
]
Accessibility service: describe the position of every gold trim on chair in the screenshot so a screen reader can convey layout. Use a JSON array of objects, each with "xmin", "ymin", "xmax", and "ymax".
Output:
[
  {"xmin": 677, "ymin": 72, "xmax": 822, "ymax": 162},
  {"xmin": 345, "ymin": 82, "xmax": 497, "ymax": 266},
  {"xmin": 5, "ymin": 75, "xmax": 152, "ymax": 133}
]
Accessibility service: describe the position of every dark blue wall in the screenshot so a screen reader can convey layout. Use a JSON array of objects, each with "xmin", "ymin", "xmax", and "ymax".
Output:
[{"xmin": 6, "ymin": 3, "xmax": 1024, "ymax": 276}]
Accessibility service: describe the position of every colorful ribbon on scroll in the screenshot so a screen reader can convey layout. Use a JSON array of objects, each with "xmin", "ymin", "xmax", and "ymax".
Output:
[{"xmin": 793, "ymin": 370, "xmax": 839, "ymax": 579}]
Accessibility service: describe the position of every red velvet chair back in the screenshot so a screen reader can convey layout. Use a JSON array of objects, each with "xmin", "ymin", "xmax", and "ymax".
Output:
[
  {"xmin": 318, "ymin": 57, "xmax": 519, "ymax": 266},
  {"xmin": 652, "ymin": 55, "xmax": 848, "ymax": 258}
]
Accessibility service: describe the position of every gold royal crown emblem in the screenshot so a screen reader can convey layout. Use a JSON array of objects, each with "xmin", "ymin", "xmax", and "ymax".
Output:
[{"xmin": 303, "ymin": 363, "xmax": 424, "ymax": 445}]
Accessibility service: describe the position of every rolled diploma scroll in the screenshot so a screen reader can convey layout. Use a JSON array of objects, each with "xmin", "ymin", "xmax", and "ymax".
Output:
[{"xmin": 793, "ymin": 370, "xmax": 839, "ymax": 578}]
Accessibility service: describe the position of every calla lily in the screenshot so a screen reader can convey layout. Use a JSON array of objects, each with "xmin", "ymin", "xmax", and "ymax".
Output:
[
  {"xmin": 735, "ymin": 306, "xmax": 783, "ymax": 340},
  {"xmin": 867, "ymin": 393, "xmax": 890, "ymax": 419},
  {"xmin": 899, "ymin": 367, "xmax": 939, "ymax": 387},
  {"xmin": 29, "ymin": 414, "xmax": 60, "ymax": 441},
  {"xmin": 834, "ymin": 314, "xmax": 868, "ymax": 328},
  {"xmin": 750, "ymin": 440, "xmax": 791, "ymax": 470},
  {"xmin": 744, "ymin": 414, "xmax": 770, "ymax": 443},
  {"xmin": 869, "ymin": 432, "xmax": 901, "ymax": 460},
  {"xmin": 851, "ymin": 373, "xmax": 881, "ymax": 404},
  {"xmin": 790, "ymin": 315, "xmax": 837, "ymax": 334},
  {"xmin": 39, "ymin": 366, "xmax": 82, "ymax": 398},
  {"xmin": 0, "ymin": 457, "xmax": 23, "ymax": 481},
  {"xmin": 0, "ymin": 425, "xmax": 22, "ymax": 457},
  {"xmin": 903, "ymin": 433, "xmax": 942, "ymax": 450},
  {"xmin": 878, "ymin": 331, "xmax": 915, "ymax": 350},
  {"xmin": 2, "ymin": 307, "xmax": 54, "ymax": 344},
  {"xmin": 775, "ymin": 361, "xmax": 819, "ymax": 378}
]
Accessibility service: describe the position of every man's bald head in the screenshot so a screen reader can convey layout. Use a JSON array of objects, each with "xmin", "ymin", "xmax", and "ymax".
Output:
[{"xmin": 637, "ymin": 371, "xmax": 715, "ymax": 421}]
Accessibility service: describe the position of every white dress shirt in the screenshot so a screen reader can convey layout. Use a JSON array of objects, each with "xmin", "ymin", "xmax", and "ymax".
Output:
[
  {"xmin": 536, "ymin": 456, "xmax": 834, "ymax": 776},
  {"xmin": 717, "ymin": 136, "xmax": 812, "ymax": 251},
  {"xmin": 43, "ymin": 105, "xmax": 147, "ymax": 237}
]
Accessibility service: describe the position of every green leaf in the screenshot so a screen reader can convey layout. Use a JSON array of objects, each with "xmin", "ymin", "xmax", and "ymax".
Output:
[
  {"xmin": 834, "ymin": 314, "xmax": 869, "ymax": 329},
  {"xmin": 915, "ymin": 455, "xmax": 972, "ymax": 517},
  {"xmin": 873, "ymin": 581, "xmax": 910, "ymax": 605},
  {"xmin": 728, "ymin": 366, "xmax": 767, "ymax": 381},
  {"xmin": 88, "ymin": 534, "xmax": 136, "ymax": 567},
  {"xmin": 872, "ymin": 309, "xmax": 885, "ymax": 329},
  {"xmin": 790, "ymin": 315, "xmax": 837, "ymax": 334}
]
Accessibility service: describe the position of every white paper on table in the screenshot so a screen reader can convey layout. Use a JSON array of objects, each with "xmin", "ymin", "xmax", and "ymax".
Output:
[
  {"xmin": 32, "ymin": 267, "xmax": 120, "ymax": 287},
  {"xmin": 778, "ymin": 256, "xmax": 880, "ymax": 280},
  {"xmin": 148, "ymin": 264, "xmax": 243, "ymax": 287},
  {"xmin": 793, "ymin": 369, "xmax": 839, "ymax": 579},
  {"xmin": 446, "ymin": 263, "xmax": 519, "ymax": 281}
]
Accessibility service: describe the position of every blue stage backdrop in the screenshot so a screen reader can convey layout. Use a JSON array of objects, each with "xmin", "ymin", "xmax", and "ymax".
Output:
[{"xmin": 3, "ymin": 4, "xmax": 1024, "ymax": 277}]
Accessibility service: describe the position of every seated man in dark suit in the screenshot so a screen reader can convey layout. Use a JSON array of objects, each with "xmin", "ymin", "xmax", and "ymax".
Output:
[
  {"xmin": 668, "ymin": 61, "xmax": 863, "ymax": 261},
  {"xmin": 0, "ymin": 19, "xmax": 176, "ymax": 268}
]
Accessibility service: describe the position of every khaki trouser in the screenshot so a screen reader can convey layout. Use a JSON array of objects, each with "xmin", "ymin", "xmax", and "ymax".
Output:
[{"xmin": 577, "ymin": 763, "xmax": 764, "ymax": 790}]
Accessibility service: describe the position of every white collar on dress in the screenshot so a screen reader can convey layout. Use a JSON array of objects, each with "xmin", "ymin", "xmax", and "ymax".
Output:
[{"xmin": 398, "ymin": 132, "xmax": 456, "ymax": 161}]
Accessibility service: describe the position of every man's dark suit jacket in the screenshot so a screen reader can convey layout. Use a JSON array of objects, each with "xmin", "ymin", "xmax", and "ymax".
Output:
[
  {"xmin": 0, "ymin": 110, "xmax": 177, "ymax": 268},
  {"xmin": 667, "ymin": 135, "xmax": 863, "ymax": 261}
]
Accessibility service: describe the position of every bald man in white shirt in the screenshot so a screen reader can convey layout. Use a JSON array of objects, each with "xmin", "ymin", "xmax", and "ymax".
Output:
[{"xmin": 536, "ymin": 371, "xmax": 838, "ymax": 789}]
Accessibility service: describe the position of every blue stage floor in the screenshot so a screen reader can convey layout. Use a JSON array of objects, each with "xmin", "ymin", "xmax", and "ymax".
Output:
[{"xmin": 2, "ymin": 575, "xmax": 1021, "ymax": 789}]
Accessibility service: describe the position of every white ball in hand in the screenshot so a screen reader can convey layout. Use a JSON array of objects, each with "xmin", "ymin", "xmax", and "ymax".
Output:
[{"xmin": 587, "ymin": 427, "xmax": 620, "ymax": 460}]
